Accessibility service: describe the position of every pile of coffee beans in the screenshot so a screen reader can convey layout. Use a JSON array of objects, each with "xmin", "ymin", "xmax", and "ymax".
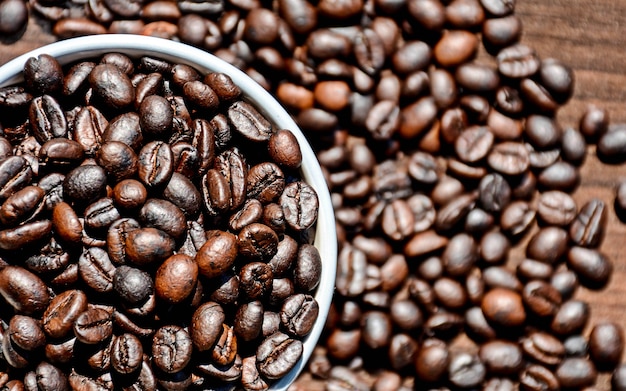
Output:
[
  {"xmin": 0, "ymin": 51, "xmax": 322, "ymax": 390},
  {"xmin": 3, "ymin": 0, "xmax": 626, "ymax": 389}
]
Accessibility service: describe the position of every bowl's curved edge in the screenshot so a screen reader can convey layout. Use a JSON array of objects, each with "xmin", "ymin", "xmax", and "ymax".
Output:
[{"xmin": 0, "ymin": 35, "xmax": 337, "ymax": 391}]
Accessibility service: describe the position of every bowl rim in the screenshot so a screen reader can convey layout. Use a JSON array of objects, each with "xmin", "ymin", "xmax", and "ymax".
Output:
[{"xmin": 0, "ymin": 34, "xmax": 337, "ymax": 391}]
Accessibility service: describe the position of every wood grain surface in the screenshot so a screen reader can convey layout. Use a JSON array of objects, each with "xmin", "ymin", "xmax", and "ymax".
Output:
[{"xmin": 2, "ymin": 1, "xmax": 626, "ymax": 389}]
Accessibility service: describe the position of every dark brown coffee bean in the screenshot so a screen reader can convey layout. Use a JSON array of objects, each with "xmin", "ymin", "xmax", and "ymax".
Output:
[
  {"xmin": 361, "ymin": 311, "xmax": 393, "ymax": 349},
  {"xmin": 0, "ymin": 219, "xmax": 52, "ymax": 251},
  {"xmin": 137, "ymin": 141, "xmax": 174, "ymax": 188},
  {"xmin": 588, "ymin": 322, "xmax": 623, "ymax": 369},
  {"xmin": 152, "ymin": 325, "xmax": 193, "ymax": 374},
  {"xmin": 551, "ymin": 300, "xmax": 590, "ymax": 336},
  {"xmin": 538, "ymin": 161, "xmax": 579, "ymax": 192},
  {"xmin": 569, "ymin": 199, "xmax": 607, "ymax": 248},
  {"xmin": 214, "ymin": 148, "xmax": 248, "ymax": 210},
  {"xmin": 0, "ymin": 156, "xmax": 33, "ymax": 201},
  {"xmin": 526, "ymin": 226, "xmax": 568, "ymax": 264},
  {"xmin": 537, "ymin": 190, "xmax": 577, "ymax": 226},
  {"xmin": 567, "ymin": 246, "xmax": 612, "ymax": 288},
  {"xmin": 96, "ymin": 141, "xmax": 138, "ymax": 181},
  {"xmin": 246, "ymin": 162, "xmax": 285, "ymax": 204},
  {"xmin": 280, "ymin": 294, "xmax": 318, "ymax": 338},
  {"xmin": 488, "ymin": 141, "xmax": 530, "ymax": 175},
  {"xmin": 39, "ymin": 138, "xmax": 84, "ymax": 167},
  {"xmin": 212, "ymin": 324, "xmax": 237, "ymax": 366},
  {"xmin": 613, "ymin": 364, "xmax": 626, "ymax": 391},
  {"xmin": 8, "ymin": 315, "xmax": 45, "ymax": 351},
  {"xmin": 228, "ymin": 100, "xmax": 273, "ymax": 141},
  {"xmin": 442, "ymin": 233, "xmax": 478, "ymax": 276},
  {"xmin": 139, "ymin": 198, "xmax": 187, "ymax": 240},
  {"xmin": 195, "ymin": 230, "xmax": 238, "ymax": 278},
  {"xmin": 62, "ymin": 164, "xmax": 107, "ymax": 205},
  {"xmin": 78, "ymin": 247, "xmax": 116, "ymax": 294},
  {"xmin": 0, "ymin": 0, "xmax": 28, "ymax": 35},
  {"xmin": 190, "ymin": 302, "xmax": 225, "ymax": 352},
  {"xmin": 89, "ymin": 64, "xmax": 135, "ymax": 110},
  {"xmin": 42, "ymin": 290, "xmax": 88, "ymax": 339},
  {"xmin": 256, "ymin": 332, "xmax": 302, "ymax": 380},
  {"xmin": 523, "ymin": 280, "xmax": 562, "ymax": 317},
  {"xmin": 479, "ymin": 340, "xmax": 523, "ymax": 376},
  {"xmin": 0, "ymin": 185, "xmax": 45, "ymax": 227},
  {"xmin": 268, "ymin": 129, "xmax": 302, "ymax": 170},
  {"xmin": 500, "ymin": 200, "xmax": 535, "ymax": 237},
  {"xmin": 280, "ymin": 181, "xmax": 319, "ymax": 231},
  {"xmin": 239, "ymin": 262, "xmax": 273, "ymax": 300},
  {"xmin": 448, "ymin": 352, "xmax": 486, "ymax": 388},
  {"xmin": 0, "ymin": 266, "xmax": 50, "ymax": 315},
  {"xmin": 139, "ymin": 95, "xmax": 173, "ymax": 137},
  {"xmin": 110, "ymin": 333, "xmax": 143, "ymax": 375},
  {"xmin": 103, "ymin": 112, "xmax": 143, "ymax": 150},
  {"xmin": 556, "ymin": 357, "xmax": 597, "ymax": 389},
  {"xmin": 73, "ymin": 307, "xmax": 113, "ymax": 344},
  {"xmin": 234, "ymin": 300, "xmax": 264, "ymax": 342},
  {"xmin": 125, "ymin": 227, "xmax": 175, "ymax": 265},
  {"xmin": 520, "ymin": 364, "xmax": 559, "ymax": 391}
]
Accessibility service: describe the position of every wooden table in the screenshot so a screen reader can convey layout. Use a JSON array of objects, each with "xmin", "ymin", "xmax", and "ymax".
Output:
[{"xmin": 2, "ymin": 1, "xmax": 626, "ymax": 389}]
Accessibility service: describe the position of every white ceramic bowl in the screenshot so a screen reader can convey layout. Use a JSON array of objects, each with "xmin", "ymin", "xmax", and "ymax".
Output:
[{"xmin": 0, "ymin": 34, "xmax": 337, "ymax": 390}]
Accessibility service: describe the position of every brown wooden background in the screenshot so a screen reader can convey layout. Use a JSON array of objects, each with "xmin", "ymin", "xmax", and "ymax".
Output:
[{"xmin": 2, "ymin": 0, "xmax": 626, "ymax": 389}]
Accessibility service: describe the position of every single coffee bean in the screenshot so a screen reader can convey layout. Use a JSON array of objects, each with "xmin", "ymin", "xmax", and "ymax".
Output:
[
  {"xmin": 522, "ymin": 331, "xmax": 565, "ymax": 366},
  {"xmin": 111, "ymin": 333, "xmax": 143, "ymax": 374},
  {"xmin": 281, "ymin": 294, "xmax": 319, "ymax": 338},
  {"xmin": 556, "ymin": 357, "xmax": 597, "ymax": 389},
  {"xmin": 481, "ymin": 287, "xmax": 525, "ymax": 327},
  {"xmin": 448, "ymin": 352, "xmax": 486, "ymax": 388},
  {"xmin": 0, "ymin": 266, "xmax": 50, "ymax": 315},
  {"xmin": 479, "ymin": 340, "xmax": 523, "ymax": 376},
  {"xmin": 256, "ymin": 332, "xmax": 303, "ymax": 379},
  {"xmin": 588, "ymin": 322, "xmax": 624, "ymax": 369},
  {"xmin": 190, "ymin": 302, "xmax": 225, "ymax": 351},
  {"xmin": 567, "ymin": 246, "xmax": 612, "ymax": 288},
  {"xmin": 42, "ymin": 289, "xmax": 88, "ymax": 339},
  {"xmin": 73, "ymin": 307, "xmax": 113, "ymax": 344},
  {"xmin": 551, "ymin": 300, "xmax": 590, "ymax": 336},
  {"xmin": 137, "ymin": 141, "xmax": 174, "ymax": 188},
  {"xmin": 234, "ymin": 300, "xmax": 264, "ymax": 342},
  {"xmin": 152, "ymin": 325, "xmax": 193, "ymax": 374},
  {"xmin": 113, "ymin": 265, "xmax": 153, "ymax": 305},
  {"xmin": 125, "ymin": 227, "xmax": 175, "ymax": 265},
  {"xmin": 8, "ymin": 315, "xmax": 46, "ymax": 351},
  {"xmin": 519, "ymin": 364, "xmax": 559, "ymax": 391}
]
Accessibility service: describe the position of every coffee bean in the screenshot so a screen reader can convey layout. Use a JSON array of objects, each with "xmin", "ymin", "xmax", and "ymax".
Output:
[
  {"xmin": 588, "ymin": 322, "xmax": 624, "ymax": 369},
  {"xmin": 567, "ymin": 246, "xmax": 612, "ymax": 288},
  {"xmin": 257, "ymin": 332, "xmax": 302, "ymax": 379},
  {"xmin": 522, "ymin": 331, "xmax": 565, "ymax": 366},
  {"xmin": 448, "ymin": 352, "xmax": 486, "ymax": 388},
  {"xmin": 551, "ymin": 300, "xmax": 589, "ymax": 336},
  {"xmin": 519, "ymin": 364, "xmax": 559, "ymax": 391},
  {"xmin": 479, "ymin": 340, "xmax": 523, "ymax": 376},
  {"xmin": 152, "ymin": 325, "xmax": 193, "ymax": 374},
  {"xmin": 481, "ymin": 287, "xmax": 525, "ymax": 327},
  {"xmin": 556, "ymin": 357, "xmax": 597, "ymax": 389},
  {"xmin": 73, "ymin": 307, "xmax": 113, "ymax": 344}
]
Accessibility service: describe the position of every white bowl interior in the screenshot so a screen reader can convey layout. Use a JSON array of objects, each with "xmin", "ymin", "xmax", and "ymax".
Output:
[{"xmin": 0, "ymin": 34, "xmax": 337, "ymax": 391}]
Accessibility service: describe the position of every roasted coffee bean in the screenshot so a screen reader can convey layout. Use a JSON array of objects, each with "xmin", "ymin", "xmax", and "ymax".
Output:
[
  {"xmin": 280, "ymin": 181, "xmax": 319, "ymax": 231},
  {"xmin": 588, "ymin": 322, "xmax": 624, "ymax": 369},
  {"xmin": 523, "ymin": 280, "xmax": 562, "ymax": 317},
  {"xmin": 195, "ymin": 230, "xmax": 238, "ymax": 278},
  {"xmin": 500, "ymin": 200, "xmax": 535, "ymax": 236},
  {"xmin": 569, "ymin": 198, "xmax": 607, "ymax": 248},
  {"xmin": 556, "ymin": 357, "xmax": 597, "ymax": 389},
  {"xmin": 537, "ymin": 190, "xmax": 577, "ymax": 226},
  {"xmin": 125, "ymin": 227, "xmax": 175, "ymax": 265},
  {"xmin": 479, "ymin": 340, "xmax": 523, "ymax": 376},
  {"xmin": 152, "ymin": 325, "xmax": 193, "ymax": 374},
  {"xmin": 448, "ymin": 352, "xmax": 486, "ymax": 388},
  {"xmin": 520, "ymin": 364, "xmax": 559, "ymax": 391},
  {"xmin": 73, "ymin": 307, "xmax": 112, "ymax": 344},
  {"xmin": 8, "ymin": 315, "xmax": 46, "ymax": 351},
  {"xmin": 190, "ymin": 302, "xmax": 225, "ymax": 352},
  {"xmin": 103, "ymin": 112, "xmax": 143, "ymax": 150},
  {"xmin": 0, "ymin": 0, "xmax": 28, "ymax": 35},
  {"xmin": 137, "ymin": 141, "xmax": 174, "ymax": 188},
  {"xmin": 234, "ymin": 300, "xmax": 264, "ymax": 342},
  {"xmin": 154, "ymin": 254, "xmax": 198, "ymax": 304},
  {"xmin": 613, "ymin": 364, "xmax": 626, "ymax": 391},
  {"xmin": 113, "ymin": 265, "xmax": 153, "ymax": 305},
  {"xmin": 0, "ymin": 156, "xmax": 33, "ymax": 201},
  {"xmin": 551, "ymin": 300, "xmax": 590, "ymax": 336},
  {"xmin": 0, "ymin": 266, "xmax": 50, "ymax": 314},
  {"xmin": 111, "ymin": 333, "xmax": 143, "ymax": 374},
  {"xmin": 0, "ymin": 185, "xmax": 45, "ymax": 226},
  {"xmin": 281, "ymin": 294, "xmax": 318, "ymax": 338},
  {"xmin": 42, "ymin": 289, "xmax": 88, "ymax": 339},
  {"xmin": 256, "ymin": 332, "xmax": 302, "ymax": 379},
  {"xmin": 481, "ymin": 287, "xmax": 525, "ymax": 327},
  {"xmin": 567, "ymin": 246, "xmax": 612, "ymax": 288}
]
